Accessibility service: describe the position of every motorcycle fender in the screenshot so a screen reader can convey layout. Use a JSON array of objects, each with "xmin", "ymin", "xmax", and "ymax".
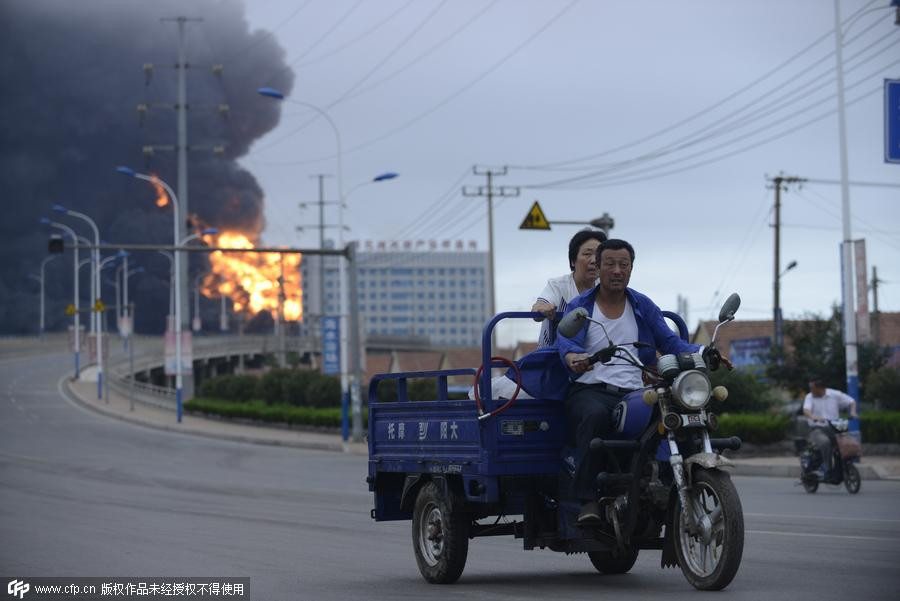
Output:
[
  {"xmin": 661, "ymin": 487, "xmax": 678, "ymax": 569},
  {"xmin": 685, "ymin": 452, "xmax": 734, "ymax": 473}
]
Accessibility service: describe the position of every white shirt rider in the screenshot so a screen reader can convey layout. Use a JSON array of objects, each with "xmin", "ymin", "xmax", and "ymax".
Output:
[
  {"xmin": 803, "ymin": 386, "xmax": 856, "ymax": 425},
  {"xmin": 535, "ymin": 274, "xmax": 581, "ymax": 347},
  {"xmin": 575, "ymin": 298, "xmax": 643, "ymax": 390}
]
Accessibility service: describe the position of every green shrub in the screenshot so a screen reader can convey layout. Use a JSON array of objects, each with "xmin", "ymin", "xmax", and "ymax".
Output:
[
  {"xmin": 200, "ymin": 374, "xmax": 259, "ymax": 402},
  {"xmin": 257, "ymin": 369, "xmax": 293, "ymax": 405},
  {"xmin": 708, "ymin": 369, "xmax": 779, "ymax": 414},
  {"xmin": 306, "ymin": 375, "xmax": 341, "ymax": 408},
  {"xmin": 715, "ymin": 413, "xmax": 790, "ymax": 445},
  {"xmin": 864, "ymin": 367, "xmax": 900, "ymax": 411},
  {"xmin": 860, "ymin": 411, "xmax": 900, "ymax": 443},
  {"xmin": 370, "ymin": 377, "xmax": 441, "ymax": 402},
  {"xmin": 281, "ymin": 369, "xmax": 317, "ymax": 407},
  {"xmin": 222, "ymin": 374, "xmax": 259, "ymax": 402},
  {"xmin": 184, "ymin": 398, "xmax": 368, "ymax": 428},
  {"xmin": 198, "ymin": 376, "xmax": 224, "ymax": 399}
]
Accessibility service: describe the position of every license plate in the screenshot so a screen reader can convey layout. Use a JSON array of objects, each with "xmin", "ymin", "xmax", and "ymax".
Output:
[{"xmin": 684, "ymin": 414, "xmax": 704, "ymax": 427}]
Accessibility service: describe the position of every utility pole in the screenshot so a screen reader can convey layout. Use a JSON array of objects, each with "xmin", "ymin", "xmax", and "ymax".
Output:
[
  {"xmin": 871, "ymin": 266, "xmax": 881, "ymax": 347},
  {"xmin": 463, "ymin": 166, "xmax": 519, "ymax": 350},
  {"xmin": 769, "ymin": 174, "xmax": 805, "ymax": 351},
  {"xmin": 298, "ymin": 173, "xmax": 335, "ymax": 367},
  {"xmin": 140, "ymin": 15, "xmax": 226, "ymax": 400},
  {"xmin": 278, "ymin": 255, "xmax": 286, "ymax": 367}
]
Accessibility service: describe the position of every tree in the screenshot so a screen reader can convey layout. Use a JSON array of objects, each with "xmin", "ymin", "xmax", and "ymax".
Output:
[{"xmin": 766, "ymin": 306, "xmax": 889, "ymax": 398}]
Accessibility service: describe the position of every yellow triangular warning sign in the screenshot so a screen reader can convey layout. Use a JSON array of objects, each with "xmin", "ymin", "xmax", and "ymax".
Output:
[{"xmin": 519, "ymin": 201, "xmax": 551, "ymax": 230}]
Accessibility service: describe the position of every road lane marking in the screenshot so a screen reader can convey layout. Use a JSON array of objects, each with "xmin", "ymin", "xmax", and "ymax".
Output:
[
  {"xmin": 747, "ymin": 529, "xmax": 899, "ymax": 542},
  {"xmin": 745, "ymin": 512, "xmax": 900, "ymax": 524}
]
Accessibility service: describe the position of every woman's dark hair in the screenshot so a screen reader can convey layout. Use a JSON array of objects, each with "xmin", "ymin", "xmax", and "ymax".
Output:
[
  {"xmin": 597, "ymin": 238, "xmax": 635, "ymax": 263},
  {"xmin": 568, "ymin": 229, "xmax": 607, "ymax": 271}
]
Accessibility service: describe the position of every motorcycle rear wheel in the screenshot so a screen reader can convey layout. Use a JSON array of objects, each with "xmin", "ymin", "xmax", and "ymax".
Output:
[
  {"xmin": 412, "ymin": 481, "xmax": 469, "ymax": 584},
  {"xmin": 588, "ymin": 547, "xmax": 639, "ymax": 574},
  {"xmin": 843, "ymin": 462, "xmax": 861, "ymax": 494},
  {"xmin": 674, "ymin": 468, "xmax": 744, "ymax": 591}
]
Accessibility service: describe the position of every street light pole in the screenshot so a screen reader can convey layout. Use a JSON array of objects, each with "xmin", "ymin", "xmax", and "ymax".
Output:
[
  {"xmin": 833, "ymin": 0, "xmax": 858, "ymax": 403},
  {"xmin": 30, "ymin": 256, "xmax": 57, "ymax": 337},
  {"xmin": 44, "ymin": 220, "xmax": 83, "ymax": 377},
  {"xmin": 53, "ymin": 204, "xmax": 103, "ymax": 399},
  {"xmin": 117, "ymin": 166, "xmax": 184, "ymax": 422},
  {"xmin": 256, "ymin": 87, "xmax": 349, "ymax": 421}
]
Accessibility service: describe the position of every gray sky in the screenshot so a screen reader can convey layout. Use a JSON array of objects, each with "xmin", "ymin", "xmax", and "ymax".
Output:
[{"xmin": 236, "ymin": 0, "xmax": 900, "ymax": 346}]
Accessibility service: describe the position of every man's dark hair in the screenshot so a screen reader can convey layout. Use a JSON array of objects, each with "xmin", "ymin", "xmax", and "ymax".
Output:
[
  {"xmin": 597, "ymin": 238, "xmax": 635, "ymax": 264},
  {"xmin": 568, "ymin": 229, "xmax": 607, "ymax": 271},
  {"xmin": 810, "ymin": 377, "xmax": 826, "ymax": 388}
]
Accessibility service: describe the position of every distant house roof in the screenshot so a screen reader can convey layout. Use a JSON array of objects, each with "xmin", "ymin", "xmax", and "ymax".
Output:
[
  {"xmin": 364, "ymin": 352, "xmax": 392, "ymax": 385},
  {"xmin": 692, "ymin": 312, "xmax": 900, "ymax": 362},
  {"xmin": 391, "ymin": 350, "xmax": 445, "ymax": 374}
]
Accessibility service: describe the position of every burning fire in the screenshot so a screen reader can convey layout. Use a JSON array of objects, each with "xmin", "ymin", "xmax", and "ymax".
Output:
[
  {"xmin": 201, "ymin": 231, "xmax": 302, "ymax": 321},
  {"xmin": 149, "ymin": 174, "xmax": 168, "ymax": 207}
]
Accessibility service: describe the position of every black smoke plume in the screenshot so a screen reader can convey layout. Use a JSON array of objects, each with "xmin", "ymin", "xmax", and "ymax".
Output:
[{"xmin": 0, "ymin": 0, "xmax": 294, "ymax": 334}]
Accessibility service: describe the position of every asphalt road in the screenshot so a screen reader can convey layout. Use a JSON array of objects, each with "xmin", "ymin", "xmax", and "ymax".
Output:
[{"xmin": 2, "ymin": 352, "xmax": 899, "ymax": 600}]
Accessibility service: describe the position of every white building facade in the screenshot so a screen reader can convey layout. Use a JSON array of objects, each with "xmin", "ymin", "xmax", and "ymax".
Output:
[{"xmin": 301, "ymin": 241, "xmax": 489, "ymax": 347}]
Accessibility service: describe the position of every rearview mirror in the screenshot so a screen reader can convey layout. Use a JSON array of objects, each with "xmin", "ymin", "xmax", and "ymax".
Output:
[
  {"xmin": 558, "ymin": 307, "xmax": 589, "ymax": 338},
  {"xmin": 718, "ymin": 293, "xmax": 741, "ymax": 323}
]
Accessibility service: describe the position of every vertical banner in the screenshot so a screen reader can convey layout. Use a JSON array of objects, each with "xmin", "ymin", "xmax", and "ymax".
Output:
[
  {"xmin": 321, "ymin": 316, "xmax": 340, "ymax": 375},
  {"xmin": 68, "ymin": 325, "xmax": 86, "ymax": 352},
  {"xmin": 854, "ymin": 239, "xmax": 870, "ymax": 343},
  {"xmin": 164, "ymin": 330, "xmax": 194, "ymax": 375}
]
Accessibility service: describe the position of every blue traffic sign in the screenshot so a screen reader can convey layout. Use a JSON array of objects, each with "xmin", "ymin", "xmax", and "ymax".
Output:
[
  {"xmin": 321, "ymin": 316, "xmax": 340, "ymax": 375},
  {"xmin": 886, "ymin": 79, "xmax": 900, "ymax": 164}
]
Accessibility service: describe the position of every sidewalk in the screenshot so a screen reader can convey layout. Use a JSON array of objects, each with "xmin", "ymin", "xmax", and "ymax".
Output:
[
  {"xmin": 63, "ymin": 376, "xmax": 900, "ymax": 480},
  {"xmin": 63, "ymin": 376, "xmax": 368, "ymax": 455}
]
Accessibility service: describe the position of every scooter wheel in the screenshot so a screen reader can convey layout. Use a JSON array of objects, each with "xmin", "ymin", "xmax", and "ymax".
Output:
[
  {"xmin": 843, "ymin": 462, "xmax": 861, "ymax": 494},
  {"xmin": 801, "ymin": 474, "xmax": 819, "ymax": 494}
]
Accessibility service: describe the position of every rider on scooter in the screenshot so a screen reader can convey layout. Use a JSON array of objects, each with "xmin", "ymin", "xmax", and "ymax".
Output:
[{"xmin": 802, "ymin": 378, "xmax": 858, "ymax": 479}]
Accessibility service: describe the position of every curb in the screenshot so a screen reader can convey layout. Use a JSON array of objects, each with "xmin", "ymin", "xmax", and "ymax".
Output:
[
  {"xmin": 58, "ymin": 377, "xmax": 894, "ymax": 474},
  {"xmin": 729, "ymin": 462, "xmax": 883, "ymax": 480},
  {"xmin": 60, "ymin": 376, "xmax": 365, "ymax": 455}
]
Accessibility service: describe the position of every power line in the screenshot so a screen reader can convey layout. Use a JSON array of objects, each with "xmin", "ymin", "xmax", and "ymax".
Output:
[
  {"xmin": 518, "ymin": 32, "xmax": 899, "ymax": 190},
  {"xmin": 522, "ymin": 81, "xmax": 886, "ymax": 190},
  {"xmin": 220, "ymin": 0, "xmax": 315, "ymax": 66},
  {"xmin": 510, "ymin": 7, "xmax": 889, "ymax": 172},
  {"xmin": 292, "ymin": 0, "xmax": 416, "ymax": 69},
  {"xmin": 254, "ymin": 0, "xmax": 580, "ymax": 160},
  {"xmin": 264, "ymin": 0, "xmax": 366, "ymax": 85}
]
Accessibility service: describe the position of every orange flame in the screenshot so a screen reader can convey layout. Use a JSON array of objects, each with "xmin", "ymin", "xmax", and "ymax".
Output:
[
  {"xmin": 150, "ymin": 174, "xmax": 168, "ymax": 207},
  {"xmin": 201, "ymin": 231, "xmax": 303, "ymax": 321}
]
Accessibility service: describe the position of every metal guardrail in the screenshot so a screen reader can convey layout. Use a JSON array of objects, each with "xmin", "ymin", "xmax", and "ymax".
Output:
[{"xmin": 105, "ymin": 334, "xmax": 316, "ymax": 411}]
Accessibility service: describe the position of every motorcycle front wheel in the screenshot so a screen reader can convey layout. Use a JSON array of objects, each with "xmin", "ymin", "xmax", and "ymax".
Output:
[
  {"xmin": 844, "ymin": 462, "xmax": 861, "ymax": 494},
  {"xmin": 674, "ymin": 468, "xmax": 744, "ymax": 591}
]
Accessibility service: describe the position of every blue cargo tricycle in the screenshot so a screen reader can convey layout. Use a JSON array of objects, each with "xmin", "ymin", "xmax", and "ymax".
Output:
[{"xmin": 366, "ymin": 295, "xmax": 745, "ymax": 590}]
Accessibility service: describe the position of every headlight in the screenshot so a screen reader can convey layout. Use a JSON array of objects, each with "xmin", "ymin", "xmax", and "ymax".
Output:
[{"xmin": 672, "ymin": 370, "xmax": 711, "ymax": 410}]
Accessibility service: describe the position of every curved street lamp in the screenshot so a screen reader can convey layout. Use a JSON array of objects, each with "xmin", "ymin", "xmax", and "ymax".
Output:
[
  {"xmin": 41, "ymin": 218, "xmax": 89, "ymax": 377},
  {"xmin": 117, "ymin": 166, "xmax": 186, "ymax": 422},
  {"xmin": 27, "ymin": 256, "xmax": 58, "ymax": 337},
  {"xmin": 53, "ymin": 204, "xmax": 104, "ymax": 399}
]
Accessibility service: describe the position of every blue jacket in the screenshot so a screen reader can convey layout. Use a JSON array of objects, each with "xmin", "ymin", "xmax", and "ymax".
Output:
[
  {"xmin": 508, "ymin": 285, "xmax": 698, "ymax": 400},
  {"xmin": 556, "ymin": 285, "xmax": 700, "ymax": 379}
]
